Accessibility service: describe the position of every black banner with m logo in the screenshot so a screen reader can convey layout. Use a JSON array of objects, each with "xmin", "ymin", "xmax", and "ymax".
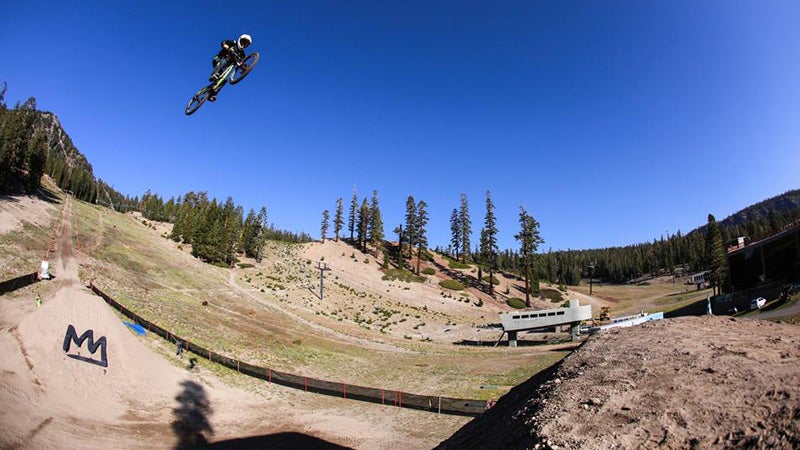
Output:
[{"xmin": 62, "ymin": 325, "xmax": 108, "ymax": 368}]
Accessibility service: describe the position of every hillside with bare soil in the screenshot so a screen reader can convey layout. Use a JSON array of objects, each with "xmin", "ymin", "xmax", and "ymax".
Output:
[{"xmin": 3, "ymin": 186, "xmax": 798, "ymax": 449}]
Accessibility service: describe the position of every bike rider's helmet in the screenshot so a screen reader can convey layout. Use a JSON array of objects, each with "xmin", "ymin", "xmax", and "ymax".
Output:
[{"xmin": 237, "ymin": 34, "xmax": 252, "ymax": 50}]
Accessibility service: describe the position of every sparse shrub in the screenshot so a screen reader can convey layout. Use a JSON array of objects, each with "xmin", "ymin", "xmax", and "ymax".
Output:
[
  {"xmin": 439, "ymin": 279, "xmax": 465, "ymax": 291},
  {"xmin": 507, "ymin": 298, "xmax": 526, "ymax": 309},
  {"xmin": 540, "ymin": 288, "xmax": 564, "ymax": 303},
  {"xmin": 482, "ymin": 275, "xmax": 500, "ymax": 285},
  {"xmin": 422, "ymin": 267, "xmax": 435, "ymax": 275},
  {"xmin": 447, "ymin": 258, "xmax": 471, "ymax": 269}
]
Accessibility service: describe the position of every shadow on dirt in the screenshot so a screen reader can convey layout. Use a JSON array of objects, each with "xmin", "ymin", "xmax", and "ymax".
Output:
[
  {"xmin": 172, "ymin": 380, "xmax": 213, "ymax": 449},
  {"xmin": 205, "ymin": 432, "xmax": 352, "ymax": 449}
]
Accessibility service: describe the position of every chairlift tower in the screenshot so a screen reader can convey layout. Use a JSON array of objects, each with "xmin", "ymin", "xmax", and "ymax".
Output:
[{"xmin": 317, "ymin": 262, "xmax": 331, "ymax": 300}]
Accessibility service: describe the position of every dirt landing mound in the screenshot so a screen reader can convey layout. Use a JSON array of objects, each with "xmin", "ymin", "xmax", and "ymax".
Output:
[{"xmin": 438, "ymin": 316, "xmax": 800, "ymax": 449}]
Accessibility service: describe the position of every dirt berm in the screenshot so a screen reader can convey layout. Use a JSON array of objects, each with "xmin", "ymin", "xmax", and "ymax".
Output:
[{"xmin": 437, "ymin": 316, "xmax": 800, "ymax": 450}]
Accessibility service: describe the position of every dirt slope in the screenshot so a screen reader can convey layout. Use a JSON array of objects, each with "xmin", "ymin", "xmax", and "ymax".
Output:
[{"xmin": 438, "ymin": 316, "xmax": 800, "ymax": 449}]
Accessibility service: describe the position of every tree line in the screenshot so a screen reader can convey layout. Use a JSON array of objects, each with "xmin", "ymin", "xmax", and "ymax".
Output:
[
  {"xmin": 6, "ymin": 88, "xmax": 796, "ymax": 286},
  {"xmin": 0, "ymin": 89, "xmax": 100, "ymax": 201},
  {"xmin": 326, "ymin": 189, "xmax": 799, "ymax": 297}
]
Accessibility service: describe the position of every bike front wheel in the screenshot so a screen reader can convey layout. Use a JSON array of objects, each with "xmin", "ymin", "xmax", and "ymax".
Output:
[
  {"xmin": 185, "ymin": 87, "xmax": 210, "ymax": 116},
  {"xmin": 229, "ymin": 52, "xmax": 260, "ymax": 85}
]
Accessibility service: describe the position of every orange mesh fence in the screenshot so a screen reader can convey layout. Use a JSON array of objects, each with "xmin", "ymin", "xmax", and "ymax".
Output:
[{"xmin": 88, "ymin": 282, "xmax": 487, "ymax": 416}]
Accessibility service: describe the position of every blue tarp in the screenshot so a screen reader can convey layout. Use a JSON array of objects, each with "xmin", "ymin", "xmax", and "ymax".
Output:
[{"xmin": 124, "ymin": 322, "xmax": 146, "ymax": 336}]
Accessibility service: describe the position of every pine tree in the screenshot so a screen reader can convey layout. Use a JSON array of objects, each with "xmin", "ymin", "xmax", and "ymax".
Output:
[
  {"xmin": 26, "ymin": 128, "xmax": 48, "ymax": 193},
  {"xmin": 357, "ymin": 198, "xmax": 369, "ymax": 252},
  {"xmin": 405, "ymin": 196, "xmax": 417, "ymax": 261},
  {"xmin": 320, "ymin": 209, "xmax": 330, "ymax": 242},
  {"xmin": 705, "ymin": 214, "xmax": 729, "ymax": 295},
  {"xmin": 393, "ymin": 224, "xmax": 404, "ymax": 267},
  {"xmin": 459, "ymin": 193, "xmax": 471, "ymax": 263},
  {"xmin": 483, "ymin": 191, "xmax": 498, "ymax": 297},
  {"xmin": 515, "ymin": 205, "xmax": 545, "ymax": 307},
  {"xmin": 333, "ymin": 197, "xmax": 344, "ymax": 242},
  {"xmin": 369, "ymin": 190, "xmax": 384, "ymax": 258},
  {"xmin": 415, "ymin": 200, "xmax": 429, "ymax": 275},
  {"xmin": 449, "ymin": 208, "xmax": 461, "ymax": 261},
  {"xmin": 348, "ymin": 186, "xmax": 358, "ymax": 241}
]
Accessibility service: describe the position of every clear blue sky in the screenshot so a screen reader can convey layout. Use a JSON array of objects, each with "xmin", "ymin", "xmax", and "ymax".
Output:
[{"xmin": 3, "ymin": 1, "xmax": 799, "ymax": 251}]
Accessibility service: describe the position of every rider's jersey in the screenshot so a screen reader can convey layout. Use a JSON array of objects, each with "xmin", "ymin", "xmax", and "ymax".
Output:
[{"xmin": 216, "ymin": 40, "xmax": 246, "ymax": 61}]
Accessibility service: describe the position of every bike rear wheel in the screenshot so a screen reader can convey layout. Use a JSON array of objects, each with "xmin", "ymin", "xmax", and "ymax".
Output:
[
  {"xmin": 185, "ymin": 87, "xmax": 210, "ymax": 116},
  {"xmin": 229, "ymin": 52, "xmax": 260, "ymax": 85}
]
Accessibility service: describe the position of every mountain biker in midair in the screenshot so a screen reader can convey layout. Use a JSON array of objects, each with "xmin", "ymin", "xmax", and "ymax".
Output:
[{"xmin": 208, "ymin": 34, "xmax": 252, "ymax": 100}]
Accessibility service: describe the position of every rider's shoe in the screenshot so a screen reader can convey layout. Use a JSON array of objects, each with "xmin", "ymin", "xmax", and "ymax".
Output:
[
  {"xmin": 208, "ymin": 73, "xmax": 220, "ymax": 83},
  {"xmin": 208, "ymin": 95, "xmax": 217, "ymax": 102}
]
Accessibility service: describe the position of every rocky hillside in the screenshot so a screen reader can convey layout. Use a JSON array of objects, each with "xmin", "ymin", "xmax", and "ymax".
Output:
[{"xmin": 438, "ymin": 316, "xmax": 800, "ymax": 450}]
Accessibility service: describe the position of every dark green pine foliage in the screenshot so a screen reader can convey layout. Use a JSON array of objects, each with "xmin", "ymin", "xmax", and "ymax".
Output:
[
  {"xmin": 450, "ymin": 208, "xmax": 461, "ymax": 261},
  {"xmin": 405, "ymin": 196, "xmax": 417, "ymax": 261},
  {"xmin": 320, "ymin": 209, "xmax": 330, "ymax": 242},
  {"xmin": 415, "ymin": 200, "xmax": 429, "ymax": 275},
  {"xmin": 333, "ymin": 197, "xmax": 344, "ymax": 242},
  {"xmin": 459, "ymin": 193, "xmax": 472, "ymax": 263},
  {"xmin": 240, "ymin": 207, "xmax": 267, "ymax": 261},
  {"xmin": 705, "ymin": 214, "xmax": 729, "ymax": 295},
  {"xmin": 26, "ymin": 128, "xmax": 48, "ymax": 193},
  {"xmin": 482, "ymin": 191, "xmax": 498, "ymax": 297},
  {"xmin": 0, "ymin": 96, "xmax": 38, "ymax": 192},
  {"xmin": 514, "ymin": 205, "xmax": 545, "ymax": 307},
  {"xmin": 357, "ymin": 198, "xmax": 369, "ymax": 252},
  {"xmin": 369, "ymin": 190, "xmax": 384, "ymax": 258},
  {"xmin": 348, "ymin": 186, "xmax": 358, "ymax": 241}
]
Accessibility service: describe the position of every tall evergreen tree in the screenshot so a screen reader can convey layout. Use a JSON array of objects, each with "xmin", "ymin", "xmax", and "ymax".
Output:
[
  {"xmin": 415, "ymin": 200, "xmax": 429, "ymax": 275},
  {"xmin": 393, "ymin": 224, "xmax": 404, "ymax": 267},
  {"xmin": 405, "ymin": 196, "xmax": 417, "ymax": 261},
  {"xmin": 348, "ymin": 186, "xmax": 358, "ymax": 241},
  {"xmin": 369, "ymin": 190, "xmax": 384, "ymax": 258},
  {"xmin": 333, "ymin": 197, "xmax": 344, "ymax": 242},
  {"xmin": 483, "ymin": 191, "xmax": 498, "ymax": 297},
  {"xmin": 515, "ymin": 205, "xmax": 545, "ymax": 307},
  {"xmin": 459, "ymin": 193, "xmax": 472, "ymax": 263},
  {"xmin": 320, "ymin": 209, "xmax": 330, "ymax": 242},
  {"xmin": 705, "ymin": 214, "xmax": 729, "ymax": 295},
  {"xmin": 449, "ymin": 208, "xmax": 462, "ymax": 261},
  {"xmin": 26, "ymin": 128, "xmax": 47, "ymax": 193},
  {"xmin": 357, "ymin": 198, "xmax": 369, "ymax": 252}
]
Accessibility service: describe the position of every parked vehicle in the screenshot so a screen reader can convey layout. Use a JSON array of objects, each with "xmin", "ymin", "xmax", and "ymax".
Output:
[{"xmin": 750, "ymin": 297, "xmax": 766, "ymax": 310}]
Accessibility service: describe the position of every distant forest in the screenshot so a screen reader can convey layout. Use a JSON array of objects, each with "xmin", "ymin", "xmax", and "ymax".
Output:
[{"xmin": 2, "ymin": 88, "xmax": 798, "ymax": 283}]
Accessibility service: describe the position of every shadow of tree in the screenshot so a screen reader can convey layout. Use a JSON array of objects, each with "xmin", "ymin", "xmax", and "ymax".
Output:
[
  {"xmin": 172, "ymin": 380, "xmax": 213, "ymax": 449},
  {"xmin": 431, "ymin": 258, "xmax": 492, "ymax": 297},
  {"xmin": 205, "ymin": 431, "xmax": 353, "ymax": 449}
]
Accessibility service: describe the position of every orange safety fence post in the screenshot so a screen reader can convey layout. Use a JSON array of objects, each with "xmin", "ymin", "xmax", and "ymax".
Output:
[
  {"xmin": 304, "ymin": 377, "xmax": 308, "ymax": 392},
  {"xmin": 343, "ymin": 384, "xmax": 347, "ymax": 399},
  {"xmin": 381, "ymin": 389, "xmax": 385, "ymax": 405}
]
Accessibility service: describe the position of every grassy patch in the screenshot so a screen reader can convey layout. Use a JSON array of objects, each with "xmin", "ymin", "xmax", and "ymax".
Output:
[
  {"xmin": 381, "ymin": 268, "xmax": 426, "ymax": 283},
  {"xmin": 540, "ymin": 288, "xmax": 564, "ymax": 303},
  {"xmin": 446, "ymin": 257, "xmax": 472, "ymax": 270},
  {"xmin": 482, "ymin": 275, "xmax": 500, "ymax": 285},
  {"xmin": 421, "ymin": 267, "xmax": 436, "ymax": 276},
  {"xmin": 507, "ymin": 298, "xmax": 526, "ymax": 309},
  {"xmin": 439, "ymin": 279, "xmax": 465, "ymax": 291}
]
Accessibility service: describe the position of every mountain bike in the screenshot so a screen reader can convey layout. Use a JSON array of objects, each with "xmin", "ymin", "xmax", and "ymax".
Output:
[{"xmin": 184, "ymin": 50, "xmax": 260, "ymax": 116}]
